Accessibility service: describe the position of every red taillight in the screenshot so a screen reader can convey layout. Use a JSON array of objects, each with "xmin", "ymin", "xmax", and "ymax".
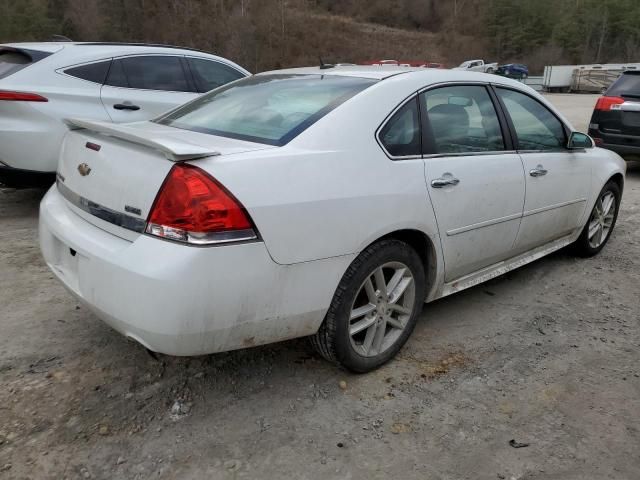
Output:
[
  {"xmin": 0, "ymin": 90, "xmax": 48, "ymax": 102},
  {"xmin": 594, "ymin": 96, "xmax": 624, "ymax": 111},
  {"xmin": 146, "ymin": 163, "xmax": 257, "ymax": 245}
]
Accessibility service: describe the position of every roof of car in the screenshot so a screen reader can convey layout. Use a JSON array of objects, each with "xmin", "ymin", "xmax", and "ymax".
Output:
[
  {"xmin": 258, "ymin": 65, "xmax": 525, "ymax": 85},
  {"xmin": 0, "ymin": 42, "xmax": 250, "ymax": 75},
  {"xmin": 0, "ymin": 42, "xmax": 214, "ymax": 55},
  {"xmin": 259, "ymin": 65, "xmax": 431, "ymax": 80}
]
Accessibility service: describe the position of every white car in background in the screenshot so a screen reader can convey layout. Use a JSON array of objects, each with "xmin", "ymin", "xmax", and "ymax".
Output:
[
  {"xmin": 40, "ymin": 67, "xmax": 625, "ymax": 372},
  {"xmin": 454, "ymin": 59, "xmax": 498, "ymax": 73},
  {"xmin": 0, "ymin": 42, "xmax": 249, "ymax": 187}
]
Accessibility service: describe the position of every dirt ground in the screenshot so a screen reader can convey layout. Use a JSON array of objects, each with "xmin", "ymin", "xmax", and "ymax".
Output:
[{"xmin": 0, "ymin": 94, "xmax": 638, "ymax": 480}]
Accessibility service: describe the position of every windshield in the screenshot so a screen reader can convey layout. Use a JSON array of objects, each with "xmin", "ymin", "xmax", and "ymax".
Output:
[{"xmin": 156, "ymin": 74, "xmax": 377, "ymax": 146}]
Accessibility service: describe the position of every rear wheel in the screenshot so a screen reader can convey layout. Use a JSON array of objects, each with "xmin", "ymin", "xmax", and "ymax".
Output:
[
  {"xmin": 573, "ymin": 180, "xmax": 621, "ymax": 256},
  {"xmin": 311, "ymin": 239, "xmax": 425, "ymax": 373}
]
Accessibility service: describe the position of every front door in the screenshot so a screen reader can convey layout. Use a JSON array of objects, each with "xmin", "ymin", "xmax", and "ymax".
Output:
[
  {"xmin": 495, "ymin": 87, "xmax": 591, "ymax": 252},
  {"xmin": 420, "ymin": 85, "xmax": 525, "ymax": 282},
  {"xmin": 100, "ymin": 55, "xmax": 198, "ymax": 123}
]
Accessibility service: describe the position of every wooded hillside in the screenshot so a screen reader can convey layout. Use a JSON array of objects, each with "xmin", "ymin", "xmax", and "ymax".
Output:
[{"xmin": 1, "ymin": 0, "xmax": 639, "ymax": 73}]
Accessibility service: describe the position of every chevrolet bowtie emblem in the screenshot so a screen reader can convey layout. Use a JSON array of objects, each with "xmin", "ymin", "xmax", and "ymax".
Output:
[{"xmin": 77, "ymin": 163, "xmax": 91, "ymax": 176}]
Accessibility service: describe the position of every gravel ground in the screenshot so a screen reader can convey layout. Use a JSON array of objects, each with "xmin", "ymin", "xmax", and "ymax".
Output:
[{"xmin": 0, "ymin": 94, "xmax": 638, "ymax": 480}]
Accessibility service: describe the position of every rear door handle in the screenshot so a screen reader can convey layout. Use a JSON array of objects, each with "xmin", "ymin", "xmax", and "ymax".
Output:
[
  {"xmin": 113, "ymin": 103, "xmax": 140, "ymax": 111},
  {"xmin": 431, "ymin": 173, "xmax": 460, "ymax": 188},
  {"xmin": 529, "ymin": 165, "xmax": 548, "ymax": 177}
]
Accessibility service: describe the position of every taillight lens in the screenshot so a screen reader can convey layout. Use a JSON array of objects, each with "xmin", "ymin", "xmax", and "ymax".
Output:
[
  {"xmin": 0, "ymin": 90, "xmax": 48, "ymax": 102},
  {"xmin": 145, "ymin": 164, "xmax": 257, "ymax": 245},
  {"xmin": 594, "ymin": 96, "xmax": 624, "ymax": 111}
]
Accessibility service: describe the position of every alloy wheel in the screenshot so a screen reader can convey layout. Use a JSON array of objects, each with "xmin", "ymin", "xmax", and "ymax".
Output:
[
  {"xmin": 588, "ymin": 190, "xmax": 616, "ymax": 249},
  {"xmin": 348, "ymin": 262, "xmax": 416, "ymax": 357}
]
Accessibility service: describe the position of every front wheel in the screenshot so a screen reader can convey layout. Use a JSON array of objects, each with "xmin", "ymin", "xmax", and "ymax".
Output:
[
  {"xmin": 311, "ymin": 239, "xmax": 426, "ymax": 373},
  {"xmin": 486, "ymin": 67, "xmax": 495, "ymax": 74},
  {"xmin": 573, "ymin": 180, "xmax": 621, "ymax": 256}
]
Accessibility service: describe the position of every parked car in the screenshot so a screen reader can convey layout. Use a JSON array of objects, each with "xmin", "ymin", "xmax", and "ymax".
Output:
[
  {"xmin": 40, "ymin": 66, "xmax": 625, "ymax": 372},
  {"xmin": 496, "ymin": 63, "xmax": 529, "ymax": 79},
  {"xmin": 454, "ymin": 59, "xmax": 498, "ymax": 73},
  {"xmin": 588, "ymin": 71, "xmax": 640, "ymax": 157},
  {"xmin": 0, "ymin": 42, "xmax": 249, "ymax": 188}
]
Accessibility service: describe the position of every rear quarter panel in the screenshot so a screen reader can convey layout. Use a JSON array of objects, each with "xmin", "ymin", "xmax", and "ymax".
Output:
[{"xmin": 196, "ymin": 77, "xmax": 441, "ymax": 267}]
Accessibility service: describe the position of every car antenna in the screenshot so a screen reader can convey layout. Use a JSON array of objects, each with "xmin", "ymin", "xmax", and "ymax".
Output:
[
  {"xmin": 49, "ymin": 34, "xmax": 73, "ymax": 42},
  {"xmin": 319, "ymin": 56, "xmax": 335, "ymax": 70}
]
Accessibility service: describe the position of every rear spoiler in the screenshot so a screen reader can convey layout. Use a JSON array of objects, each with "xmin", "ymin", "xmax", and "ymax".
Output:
[
  {"xmin": 0, "ymin": 46, "xmax": 53, "ymax": 62},
  {"xmin": 64, "ymin": 118, "xmax": 220, "ymax": 162}
]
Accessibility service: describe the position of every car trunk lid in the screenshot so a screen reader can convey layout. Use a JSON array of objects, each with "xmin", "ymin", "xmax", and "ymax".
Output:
[{"xmin": 57, "ymin": 120, "xmax": 274, "ymax": 240}]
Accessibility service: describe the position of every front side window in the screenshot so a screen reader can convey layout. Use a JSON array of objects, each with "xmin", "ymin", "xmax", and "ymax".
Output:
[
  {"xmin": 188, "ymin": 58, "xmax": 245, "ymax": 92},
  {"xmin": 157, "ymin": 74, "xmax": 377, "ymax": 146},
  {"xmin": 497, "ymin": 88, "xmax": 566, "ymax": 151},
  {"xmin": 421, "ymin": 85, "xmax": 505, "ymax": 154},
  {"xmin": 106, "ymin": 56, "xmax": 192, "ymax": 92},
  {"xmin": 379, "ymin": 98, "xmax": 421, "ymax": 157}
]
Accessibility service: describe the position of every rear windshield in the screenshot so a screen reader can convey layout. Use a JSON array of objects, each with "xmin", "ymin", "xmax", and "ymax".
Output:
[
  {"xmin": 0, "ymin": 48, "xmax": 50, "ymax": 80},
  {"xmin": 607, "ymin": 72, "xmax": 640, "ymax": 98},
  {"xmin": 156, "ymin": 74, "xmax": 377, "ymax": 146}
]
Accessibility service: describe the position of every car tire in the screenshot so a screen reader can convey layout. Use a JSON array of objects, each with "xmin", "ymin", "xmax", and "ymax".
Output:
[
  {"xmin": 486, "ymin": 68, "xmax": 495, "ymax": 74},
  {"xmin": 310, "ymin": 239, "xmax": 426, "ymax": 373},
  {"xmin": 573, "ymin": 180, "xmax": 621, "ymax": 257}
]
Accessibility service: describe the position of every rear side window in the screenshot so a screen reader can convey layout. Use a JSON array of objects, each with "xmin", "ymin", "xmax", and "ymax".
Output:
[
  {"xmin": 606, "ymin": 73, "xmax": 640, "ymax": 98},
  {"xmin": 497, "ymin": 88, "xmax": 565, "ymax": 151},
  {"xmin": 0, "ymin": 49, "xmax": 50, "ymax": 80},
  {"xmin": 379, "ymin": 98, "xmax": 421, "ymax": 157},
  {"xmin": 106, "ymin": 56, "xmax": 192, "ymax": 92},
  {"xmin": 187, "ymin": 58, "xmax": 245, "ymax": 92},
  {"xmin": 64, "ymin": 60, "xmax": 111, "ymax": 84},
  {"xmin": 421, "ymin": 85, "xmax": 505, "ymax": 154},
  {"xmin": 157, "ymin": 74, "xmax": 377, "ymax": 146}
]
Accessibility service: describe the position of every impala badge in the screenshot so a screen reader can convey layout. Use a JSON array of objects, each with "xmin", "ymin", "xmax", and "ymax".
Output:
[{"xmin": 77, "ymin": 163, "xmax": 91, "ymax": 176}]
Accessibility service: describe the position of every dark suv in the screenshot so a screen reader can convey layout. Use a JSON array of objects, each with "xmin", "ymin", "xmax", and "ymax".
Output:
[{"xmin": 589, "ymin": 71, "xmax": 640, "ymax": 157}]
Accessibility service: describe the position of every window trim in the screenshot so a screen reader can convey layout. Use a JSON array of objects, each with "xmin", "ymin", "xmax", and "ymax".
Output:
[
  {"xmin": 375, "ymin": 93, "xmax": 423, "ymax": 160},
  {"xmin": 183, "ymin": 55, "xmax": 248, "ymax": 93},
  {"xmin": 103, "ymin": 54, "xmax": 197, "ymax": 94},
  {"xmin": 490, "ymin": 84, "xmax": 571, "ymax": 154},
  {"xmin": 418, "ymin": 81, "xmax": 514, "ymax": 157}
]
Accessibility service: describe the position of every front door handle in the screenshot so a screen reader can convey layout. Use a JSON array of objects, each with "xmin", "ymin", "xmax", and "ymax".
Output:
[
  {"xmin": 529, "ymin": 165, "xmax": 548, "ymax": 177},
  {"xmin": 431, "ymin": 173, "xmax": 460, "ymax": 188},
  {"xmin": 113, "ymin": 103, "xmax": 140, "ymax": 111}
]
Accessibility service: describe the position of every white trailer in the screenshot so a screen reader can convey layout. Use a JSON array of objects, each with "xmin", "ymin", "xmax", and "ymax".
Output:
[
  {"xmin": 543, "ymin": 63, "xmax": 640, "ymax": 92},
  {"xmin": 543, "ymin": 65, "xmax": 576, "ymax": 92}
]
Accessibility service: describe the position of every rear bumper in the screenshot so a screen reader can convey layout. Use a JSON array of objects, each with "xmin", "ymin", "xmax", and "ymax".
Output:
[
  {"xmin": 595, "ymin": 142, "xmax": 640, "ymax": 157},
  {"xmin": 589, "ymin": 130, "xmax": 640, "ymax": 157},
  {"xmin": 39, "ymin": 185, "xmax": 351, "ymax": 356},
  {"xmin": 0, "ymin": 165, "xmax": 55, "ymax": 189}
]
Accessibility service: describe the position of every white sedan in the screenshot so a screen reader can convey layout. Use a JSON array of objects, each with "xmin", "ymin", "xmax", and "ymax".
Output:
[
  {"xmin": 40, "ymin": 66, "xmax": 625, "ymax": 372},
  {"xmin": 0, "ymin": 42, "xmax": 249, "ymax": 187}
]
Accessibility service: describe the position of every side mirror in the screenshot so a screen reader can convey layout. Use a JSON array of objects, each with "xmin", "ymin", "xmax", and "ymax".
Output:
[{"xmin": 567, "ymin": 132, "xmax": 594, "ymax": 149}]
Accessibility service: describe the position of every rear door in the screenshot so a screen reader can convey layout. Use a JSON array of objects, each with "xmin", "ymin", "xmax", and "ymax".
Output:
[
  {"xmin": 101, "ymin": 55, "xmax": 199, "ymax": 122},
  {"xmin": 495, "ymin": 87, "xmax": 590, "ymax": 252},
  {"xmin": 418, "ymin": 84, "xmax": 525, "ymax": 282}
]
